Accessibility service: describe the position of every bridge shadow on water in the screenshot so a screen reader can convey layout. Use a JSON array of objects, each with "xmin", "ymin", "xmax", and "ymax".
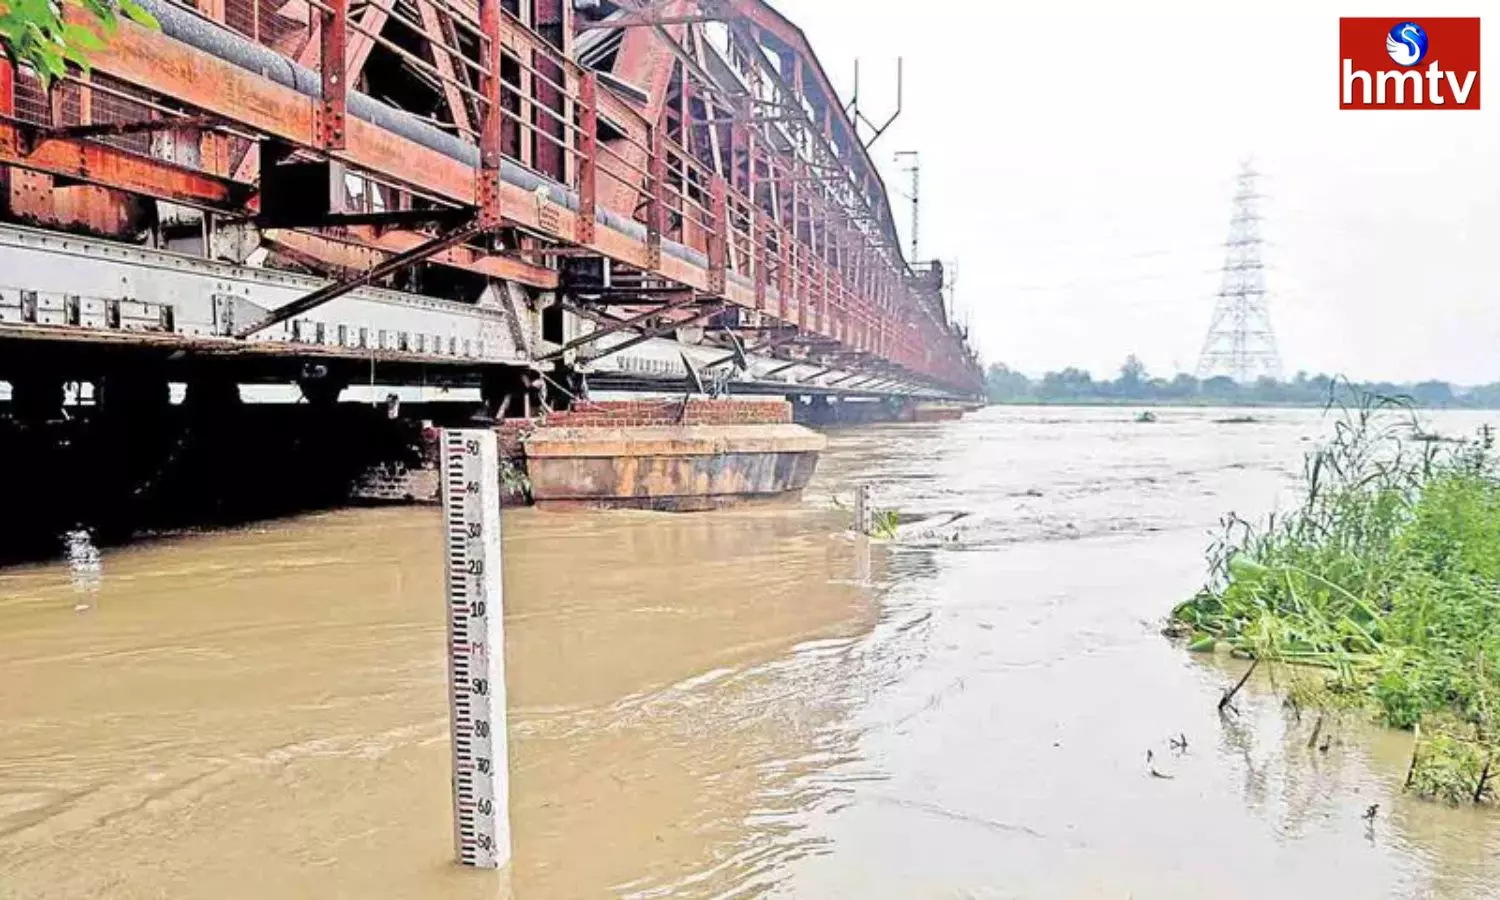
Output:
[{"xmin": 0, "ymin": 403, "xmax": 430, "ymax": 565}]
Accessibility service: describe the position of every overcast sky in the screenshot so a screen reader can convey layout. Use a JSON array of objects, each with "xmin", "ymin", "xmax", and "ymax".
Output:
[{"xmin": 774, "ymin": 0, "xmax": 1500, "ymax": 384}]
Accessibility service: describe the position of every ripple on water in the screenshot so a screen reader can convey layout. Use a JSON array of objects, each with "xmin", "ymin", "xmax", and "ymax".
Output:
[{"xmin": 6, "ymin": 409, "xmax": 1500, "ymax": 898}]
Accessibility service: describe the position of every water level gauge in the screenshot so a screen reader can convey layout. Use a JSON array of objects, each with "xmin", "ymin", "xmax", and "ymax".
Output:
[{"xmin": 439, "ymin": 428, "xmax": 510, "ymax": 869}]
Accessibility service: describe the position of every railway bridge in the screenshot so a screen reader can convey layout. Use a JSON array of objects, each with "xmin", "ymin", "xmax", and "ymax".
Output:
[{"xmin": 0, "ymin": 0, "xmax": 981, "ymax": 420}]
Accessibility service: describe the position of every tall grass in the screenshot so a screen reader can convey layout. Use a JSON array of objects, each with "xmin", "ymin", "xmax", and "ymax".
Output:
[{"xmin": 1172, "ymin": 389, "xmax": 1500, "ymax": 803}]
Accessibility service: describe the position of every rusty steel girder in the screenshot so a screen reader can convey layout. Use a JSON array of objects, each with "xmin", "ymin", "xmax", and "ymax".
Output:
[{"xmin": 0, "ymin": 0, "xmax": 983, "ymax": 395}]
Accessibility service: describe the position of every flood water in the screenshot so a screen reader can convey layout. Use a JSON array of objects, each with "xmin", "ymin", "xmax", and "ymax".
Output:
[{"xmin": 5, "ymin": 406, "xmax": 1500, "ymax": 898}]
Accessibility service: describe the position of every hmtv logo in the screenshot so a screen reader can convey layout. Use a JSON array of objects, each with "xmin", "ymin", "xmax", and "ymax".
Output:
[{"xmin": 1340, "ymin": 18, "xmax": 1481, "ymax": 109}]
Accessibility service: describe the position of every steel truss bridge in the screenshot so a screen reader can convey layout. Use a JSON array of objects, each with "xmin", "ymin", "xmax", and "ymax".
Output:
[{"xmin": 0, "ymin": 0, "xmax": 982, "ymax": 408}]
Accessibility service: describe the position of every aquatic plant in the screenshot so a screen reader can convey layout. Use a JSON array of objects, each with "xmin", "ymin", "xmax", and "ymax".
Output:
[
  {"xmin": 1172, "ymin": 387, "xmax": 1500, "ymax": 804},
  {"xmin": 498, "ymin": 457, "xmax": 531, "ymax": 498},
  {"xmin": 869, "ymin": 508, "xmax": 901, "ymax": 540},
  {"xmin": 838, "ymin": 486, "xmax": 900, "ymax": 539}
]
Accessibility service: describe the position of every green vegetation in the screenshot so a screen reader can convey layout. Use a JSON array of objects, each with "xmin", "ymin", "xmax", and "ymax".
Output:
[
  {"xmin": 988, "ymin": 356, "xmax": 1500, "ymax": 409},
  {"xmin": 869, "ymin": 507, "xmax": 900, "ymax": 540},
  {"xmin": 1, "ymin": 0, "xmax": 155, "ymax": 84},
  {"xmin": 834, "ymin": 487, "xmax": 901, "ymax": 539},
  {"xmin": 498, "ymin": 456, "xmax": 530, "ymax": 497},
  {"xmin": 1170, "ymin": 391, "xmax": 1500, "ymax": 804}
]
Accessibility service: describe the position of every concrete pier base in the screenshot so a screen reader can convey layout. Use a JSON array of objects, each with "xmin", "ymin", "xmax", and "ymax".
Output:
[{"xmin": 523, "ymin": 423, "xmax": 825, "ymax": 511}]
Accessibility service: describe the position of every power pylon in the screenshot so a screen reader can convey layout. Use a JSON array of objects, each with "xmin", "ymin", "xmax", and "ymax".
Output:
[{"xmin": 1195, "ymin": 160, "xmax": 1281, "ymax": 382}]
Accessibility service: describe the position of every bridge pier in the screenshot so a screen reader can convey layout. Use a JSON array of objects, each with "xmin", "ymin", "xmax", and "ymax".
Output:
[
  {"xmin": 298, "ymin": 373, "xmax": 349, "ymax": 407},
  {"xmin": 92, "ymin": 371, "xmax": 172, "ymax": 542},
  {"xmin": 786, "ymin": 395, "xmax": 975, "ymax": 427},
  {"xmin": 183, "ymin": 377, "xmax": 243, "ymax": 417},
  {"xmin": 808, "ymin": 395, "xmax": 834, "ymax": 425},
  {"xmin": 98, "ymin": 372, "xmax": 170, "ymax": 422},
  {"xmin": 791, "ymin": 394, "xmax": 913, "ymax": 427},
  {"xmin": 480, "ymin": 365, "xmax": 566, "ymax": 421},
  {"xmin": 480, "ymin": 368, "xmax": 520, "ymax": 420},
  {"xmin": 9, "ymin": 376, "xmax": 65, "ymax": 425}
]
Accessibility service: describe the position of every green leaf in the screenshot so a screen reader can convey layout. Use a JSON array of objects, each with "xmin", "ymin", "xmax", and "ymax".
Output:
[
  {"xmin": 76, "ymin": 0, "xmax": 115, "ymax": 22},
  {"xmin": 62, "ymin": 43, "xmax": 91, "ymax": 70},
  {"xmin": 2, "ymin": 0, "xmax": 161, "ymax": 80},
  {"xmin": 34, "ymin": 40, "xmax": 65, "ymax": 77},
  {"xmin": 61, "ymin": 21, "xmax": 103, "ymax": 49},
  {"xmin": 115, "ymin": 0, "xmax": 157, "ymax": 28},
  {"xmin": 1228, "ymin": 554, "xmax": 1270, "ymax": 581},
  {"xmin": 1188, "ymin": 634, "xmax": 1217, "ymax": 653}
]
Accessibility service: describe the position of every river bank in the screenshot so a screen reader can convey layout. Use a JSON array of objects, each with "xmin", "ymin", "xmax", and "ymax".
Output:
[
  {"xmin": 5, "ymin": 407, "xmax": 1500, "ymax": 897},
  {"xmin": 1172, "ymin": 396, "xmax": 1500, "ymax": 806}
]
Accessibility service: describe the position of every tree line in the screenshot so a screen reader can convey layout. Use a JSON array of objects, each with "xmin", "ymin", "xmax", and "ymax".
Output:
[{"xmin": 986, "ymin": 356, "xmax": 1500, "ymax": 408}]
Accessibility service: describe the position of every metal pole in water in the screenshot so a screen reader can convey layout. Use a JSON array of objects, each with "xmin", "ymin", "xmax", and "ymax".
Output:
[
  {"xmin": 854, "ymin": 483, "xmax": 872, "ymax": 535},
  {"xmin": 439, "ymin": 428, "xmax": 510, "ymax": 869}
]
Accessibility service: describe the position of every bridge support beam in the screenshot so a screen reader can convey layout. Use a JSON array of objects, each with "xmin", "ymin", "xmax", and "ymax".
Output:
[
  {"xmin": 235, "ymin": 219, "xmax": 488, "ymax": 338},
  {"xmin": 580, "ymin": 303, "xmax": 726, "ymax": 365}
]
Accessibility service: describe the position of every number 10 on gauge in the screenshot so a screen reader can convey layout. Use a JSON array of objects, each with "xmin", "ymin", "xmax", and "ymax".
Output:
[{"xmin": 439, "ymin": 429, "xmax": 510, "ymax": 869}]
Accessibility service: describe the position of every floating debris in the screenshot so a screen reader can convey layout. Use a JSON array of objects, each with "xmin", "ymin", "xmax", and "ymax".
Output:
[
  {"xmin": 1411, "ymin": 430, "xmax": 1463, "ymax": 444},
  {"xmin": 64, "ymin": 528, "xmax": 102, "ymax": 611},
  {"xmin": 1146, "ymin": 748, "xmax": 1175, "ymax": 779}
]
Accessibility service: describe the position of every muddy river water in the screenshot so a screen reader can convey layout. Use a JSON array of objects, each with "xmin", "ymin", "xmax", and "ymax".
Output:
[{"xmin": 5, "ymin": 406, "xmax": 1500, "ymax": 898}]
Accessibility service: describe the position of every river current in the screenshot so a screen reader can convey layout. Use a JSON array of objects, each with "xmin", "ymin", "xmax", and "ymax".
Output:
[{"xmin": 4, "ymin": 406, "xmax": 1500, "ymax": 898}]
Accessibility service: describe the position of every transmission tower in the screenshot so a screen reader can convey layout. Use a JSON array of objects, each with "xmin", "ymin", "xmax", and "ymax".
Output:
[{"xmin": 1195, "ymin": 161, "xmax": 1282, "ymax": 382}]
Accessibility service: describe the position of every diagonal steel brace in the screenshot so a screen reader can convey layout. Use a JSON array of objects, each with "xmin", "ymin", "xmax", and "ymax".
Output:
[
  {"xmin": 702, "ymin": 327, "xmax": 799, "ymax": 371},
  {"xmin": 235, "ymin": 219, "xmax": 486, "ymax": 338},
  {"xmin": 581, "ymin": 303, "xmax": 726, "ymax": 365},
  {"xmin": 541, "ymin": 293, "xmax": 699, "ymax": 361}
]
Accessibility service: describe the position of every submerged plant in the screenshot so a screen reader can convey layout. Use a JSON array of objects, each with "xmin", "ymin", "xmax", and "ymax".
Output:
[
  {"xmin": 1172, "ymin": 385, "xmax": 1500, "ymax": 805},
  {"xmin": 498, "ymin": 457, "xmax": 531, "ymax": 497},
  {"xmin": 869, "ymin": 508, "xmax": 901, "ymax": 540},
  {"xmin": 1408, "ymin": 724, "xmax": 1494, "ymax": 805}
]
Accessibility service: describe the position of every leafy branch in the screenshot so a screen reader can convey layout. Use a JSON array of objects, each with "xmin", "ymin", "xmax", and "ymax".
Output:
[{"xmin": 0, "ymin": 0, "xmax": 157, "ymax": 85}]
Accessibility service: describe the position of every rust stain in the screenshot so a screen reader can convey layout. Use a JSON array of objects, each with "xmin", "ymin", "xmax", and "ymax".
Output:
[{"xmin": 522, "ymin": 423, "xmax": 824, "ymax": 510}]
